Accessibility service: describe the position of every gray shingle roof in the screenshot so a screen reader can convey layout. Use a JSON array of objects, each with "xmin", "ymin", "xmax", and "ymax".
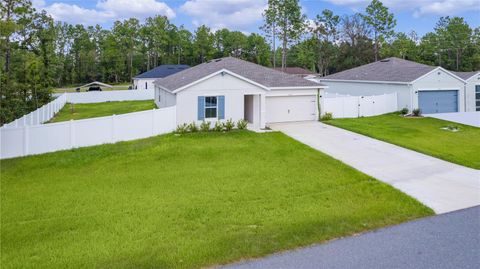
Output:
[
  {"xmin": 134, "ymin": 64, "xmax": 190, "ymax": 79},
  {"xmin": 452, "ymin": 71, "xmax": 479, "ymax": 81},
  {"xmin": 322, "ymin": 57, "xmax": 436, "ymax": 83},
  {"xmin": 154, "ymin": 57, "xmax": 323, "ymax": 91}
]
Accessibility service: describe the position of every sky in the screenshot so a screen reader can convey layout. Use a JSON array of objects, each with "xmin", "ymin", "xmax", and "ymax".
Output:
[{"xmin": 32, "ymin": 0, "xmax": 480, "ymax": 36}]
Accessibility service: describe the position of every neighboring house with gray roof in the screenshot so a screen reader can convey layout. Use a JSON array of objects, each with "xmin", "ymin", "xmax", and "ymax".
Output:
[
  {"xmin": 133, "ymin": 64, "xmax": 190, "ymax": 90},
  {"xmin": 453, "ymin": 71, "xmax": 480, "ymax": 111},
  {"xmin": 154, "ymin": 57, "xmax": 326, "ymax": 129},
  {"xmin": 318, "ymin": 57, "xmax": 477, "ymax": 113}
]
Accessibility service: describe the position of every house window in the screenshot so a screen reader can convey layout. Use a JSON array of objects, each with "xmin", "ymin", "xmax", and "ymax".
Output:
[
  {"xmin": 145, "ymin": 82, "xmax": 148, "ymax": 89},
  {"xmin": 476, "ymin": 85, "xmax": 480, "ymax": 111},
  {"xmin": 205, "ymin": 96, "xmax": 217, "ymax": 118}
]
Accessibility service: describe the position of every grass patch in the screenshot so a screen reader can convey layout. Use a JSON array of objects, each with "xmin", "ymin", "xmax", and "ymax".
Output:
[
  {"xmin": 49, "ymin": 100, "xmax": 156, "ymax": 123},
  {"xmin": 325, "ymin": 113, "xmax": 480, "ymax": 169},
  {"xmin": 1, "ymin": 131, "xmax": 432, "ymax": 268}
]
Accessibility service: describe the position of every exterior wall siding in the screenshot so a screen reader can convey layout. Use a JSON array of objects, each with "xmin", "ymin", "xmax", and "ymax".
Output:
[
  {"xmin": 133, "ymin": 78, "xmax": 156, "ymax": 90},
  {"xmin": 465, "ymin": 74, "xmax": 480, "ymax": 112},
  {"xmin": 155, "ymin": 87, "xmax": 176, "ymax": 108}
]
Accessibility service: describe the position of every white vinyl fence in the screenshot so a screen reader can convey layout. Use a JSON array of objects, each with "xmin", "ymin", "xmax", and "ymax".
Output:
[
  {"xmin": 324, "ymin": 92, "xmax": 397, "ymax": 118},
  {"xmin": 1, "ymin": 93, "xmax": 67, "ymax": 129},
  {"xmin": 0, "ymin": 106, "xmax": 176, "ymax": 159}
]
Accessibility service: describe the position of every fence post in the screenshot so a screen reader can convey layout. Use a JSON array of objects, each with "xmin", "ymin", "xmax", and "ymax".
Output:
[
  {"xmin": 151, "ymin": 108, "xmax": 155, "ymax": 135},
  {"xmin": 23, "ymin": 125, "xmax": 29, "ymax": 156},
  {"xmin": 69, "ymin": 119, "xmax": 75, "ymax": 149},
  {"xmin": 111, "ymin": 114, "xmax": 116, "ymax": 143}
]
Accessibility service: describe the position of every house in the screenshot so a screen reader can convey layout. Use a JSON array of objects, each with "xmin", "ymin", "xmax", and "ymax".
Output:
[
  {"xmin": 318, "ymin": 57, "xmax": 476, "ymax": 114},
  {"xmin": 133, "ymin": 64, "xmax": 189, "ymax": 90},
  {"xmin": 154, "ymin": 57, "xmax": 326, "ymax": 129},
  {"xmin": 272, "ymin": 67, "xmax": 318, "ymax": 79},
  {"xmin": 453, "ymin": 71, "xmax": 480, "ymax": 111}
]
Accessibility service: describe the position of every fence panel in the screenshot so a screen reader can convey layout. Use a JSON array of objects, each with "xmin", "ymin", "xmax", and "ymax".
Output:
[
  {"xmin": 324, "ymin": 93, "xmax": 397, "ymax": 119},
  {"xmin": 0, "ymin": 106, "xmax": 176, "ymax": 159}
]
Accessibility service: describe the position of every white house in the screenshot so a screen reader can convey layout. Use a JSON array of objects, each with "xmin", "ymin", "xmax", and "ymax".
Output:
[
  {"xmin": 454, "ymin": 71, "xmax": 480, "ymax": 112},
  {"xmin": 153, "ymin": 57, "xmax": 326, "ymax": 129},
  {"xmin": 318, "ymin": 57, "xmax": 477, "ymax": 114},
  {"xmin": 133, "ymin": 64, "xmax": 189, "ymax": 90}
]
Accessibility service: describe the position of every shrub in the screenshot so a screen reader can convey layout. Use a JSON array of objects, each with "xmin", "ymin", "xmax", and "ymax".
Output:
[
  {"xmin": 213, "ymin": 121, "xmax": 223, "ymax": 132},
  {"xmin": 237, "ymin": 119, "xmax": 248, "ymax": 130},
  {"xmin": 412, "ymin": 108, "xmax": 421, "ymax": 117},
  {"xmin": 200, "ymin": 121, "xmax": 210, "ymax": 132},
  {"xmin": 223, "ymin": 119, "xmax": 235, "ymax": 131},
  {"xmin": 321, "ymin": 112, "xmax": 333, "ymax": 121},
  {"xmin": 187, "ymin": 122, "xmax": 198, "ymax": 132},
  {"xmin": 175, "ymin": 123, "xmax": 188, "ymax": 134},
  {"xmin": 400, "ymin": 107, "xmax": 409, "ymax": 115}
]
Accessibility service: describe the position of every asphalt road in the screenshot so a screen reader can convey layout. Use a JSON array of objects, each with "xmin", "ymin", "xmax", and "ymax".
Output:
[{"xmin": 221, "ymin": 206, "xmax": 480, "ymax": 269}]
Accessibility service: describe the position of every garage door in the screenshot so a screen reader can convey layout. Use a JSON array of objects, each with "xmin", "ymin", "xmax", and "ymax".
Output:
[
  {"xmin": 266, "ymin": 95, "xmax": 316, "ymax": 123},
  {"xmin": 418, "ymin": 90, "xmax": 458, "ymax": 114}
]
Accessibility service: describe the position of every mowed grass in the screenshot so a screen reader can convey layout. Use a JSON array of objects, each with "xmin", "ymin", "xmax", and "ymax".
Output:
[
  {"xmin": 49, "ymin": 100, "xmax": 156, "ymax": 123},
  {"xmin": 1, "ymin": 131, "xmax": 433, "ymax": 268},
  {"xmin": 326, "ymin": 113, "xmax": 480, "ymax": 169}
]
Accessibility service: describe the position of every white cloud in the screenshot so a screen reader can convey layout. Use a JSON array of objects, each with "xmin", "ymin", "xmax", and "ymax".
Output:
[
  {"xmin": 325, "ymin": 0, "xmax": 480, "ymax": 16},
  {"xmin": 180, "ymin": 0, "xmax": 267, "ymax": 31},
  {"xmin": 36, "ymin": 0, "xmax": 175, "ymax": 26}
]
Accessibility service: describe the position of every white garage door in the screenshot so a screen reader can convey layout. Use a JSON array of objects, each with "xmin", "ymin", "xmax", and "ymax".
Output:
[{"xmin": 266, "ymin": 95, "xmax": 317, "ymax": 123}]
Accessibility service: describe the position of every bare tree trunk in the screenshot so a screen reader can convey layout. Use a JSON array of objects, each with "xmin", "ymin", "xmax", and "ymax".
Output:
[
  {"xmin": 282, "ymin": 33, "xmax": 287, "ymax": 69},
  {"xmin": 374, "ymin": 31, "xmax": 378, "ymax": 61},
  {"xmin": 456, "ymin": 48, "xmax": 459, "ymax": 70},
  {"xmin": 272, "ymin": 23, "xmax": 276, "ymax": 68}
]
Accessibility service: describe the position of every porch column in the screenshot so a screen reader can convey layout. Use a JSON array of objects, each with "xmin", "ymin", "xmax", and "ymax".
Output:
[{"xmin": 260, "ymin": 94, "xmax": 266, "ymax": 129}]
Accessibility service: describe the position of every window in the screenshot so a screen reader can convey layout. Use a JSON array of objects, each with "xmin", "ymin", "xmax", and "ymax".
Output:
[
  {"xmin": 476, "ymin": 85, "xmax": 480, "ymax": 111},
  {"xmin": 205, "ymin": 96, "xmax": 217, "ymax": 118},
  {"xmin": 145, "ymin": 82, "xmax": 148, "ymax": 89}
]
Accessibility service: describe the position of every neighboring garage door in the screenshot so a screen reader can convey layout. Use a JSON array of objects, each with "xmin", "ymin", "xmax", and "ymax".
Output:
[
  {"xmin": 418, "ymin": 90, "xmax": 458, "ymax": 114},
  {"xmin": 266, "ymin": 95, "xmax": 316, "ymax": 123}
]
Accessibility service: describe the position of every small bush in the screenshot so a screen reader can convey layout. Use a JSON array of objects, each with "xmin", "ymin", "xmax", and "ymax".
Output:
[
  {"xmin": 237, "ymin": 119, "xmax": 248, "ymax": 130},
  {"xmin": 175, "ymin": 123, "xmax": 188, "ymax": 134},
  {"xmin": 200, "ymin": 121, "xmax": 210, "ymax": 132},
  {"xmin": 213, "ymin": 121, "xmax": 223, "ymax": 132},
  {"xmin": 188, "ymin": 122, "xmax": 198, "ymax": 132},
  {"xmin": 400, "ymin": 107, "xmax": 409, "ymax": 115},
  {"xmin": 223, "ymin": 119, "xmax": 235, "ymax": 131},
  {"xmin": 321, "ymin": 112, "xmax": 333, "ymax": 121},
  {"xmin": 412, "ymin": 108, "xmax": 421, "ymax": 117}
]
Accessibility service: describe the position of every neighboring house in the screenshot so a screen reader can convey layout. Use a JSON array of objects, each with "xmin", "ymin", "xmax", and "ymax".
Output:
[
  {"xmin": 453, "ymin": 71, "xmax": 480, "ymax": 111},
  {"xmin": 273, "ymin": 67, "xmax": 318, "ymax": 79},
  {"xmin": 318, "ymin": 57, "xmax": 476, "ymax": 114},
  {"xmin": 133, "ymin": 64, "xmax": 190, "ymax": 90},
  {"xmin": 154, "ymin": 57, "xmax": 326, "ymax": 129}
]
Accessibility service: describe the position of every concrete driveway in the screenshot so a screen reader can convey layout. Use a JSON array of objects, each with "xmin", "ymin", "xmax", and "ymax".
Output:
[
  {"xmin": 269, "ymin": 121, "xmax": 480, "ymax": 214},
  {"xmin": 426, "ymin": 112, "xmax": 480, "ymax": 127},
  {"xmin": 222, "ymin": 206, "xmax": 480, "ymax": 269}
]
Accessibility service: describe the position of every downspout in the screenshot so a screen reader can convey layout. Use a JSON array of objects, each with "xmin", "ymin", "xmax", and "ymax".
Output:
[{"xmin": 317, "ymin": 88, "xmax": 322, "ymax": 121}]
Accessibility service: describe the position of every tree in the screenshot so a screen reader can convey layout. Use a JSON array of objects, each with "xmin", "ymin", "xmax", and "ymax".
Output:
[
  {"xmin": 262, "ymin": 0, "xmax": 306, "ymax": 69},
  {"xmin": 311, "ymin": 9, "xmax": 340, "ymax": 76},
  {"xmin": 193, "ymin": 25, "xmax": 214, "ymax": 63},
  {"xmin": 362, "ymin": 0, "xmax": 396, "ymax": 61},
  {"xmin": 112, "ymin": 18, "xmax": 140, "ymax": 81}
]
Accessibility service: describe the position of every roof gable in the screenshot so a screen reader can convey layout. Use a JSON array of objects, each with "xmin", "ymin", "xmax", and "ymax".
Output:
[
  {"xmin": 453, "ymin": 71, "xmax": 480, "ymax": 81},
  {"xmin": 154, "ymin": 57, "xmax": 324, "ymax": 92},
  {"xmin": 134, "ymin": 64, "xmax": 190, "ymax": 79}
]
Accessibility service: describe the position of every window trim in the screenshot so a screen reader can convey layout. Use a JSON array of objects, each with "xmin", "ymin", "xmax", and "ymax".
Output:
[
  {"xmin": 476, "ymin": 85, "xmax": 480, "ymax": 111},
  {"xmin": 204, "ymin": 96, "xmax": 218, "ymax": 120}
]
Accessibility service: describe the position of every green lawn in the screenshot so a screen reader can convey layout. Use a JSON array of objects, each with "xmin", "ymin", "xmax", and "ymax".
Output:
[
  {"xmin": 49, "ymin": 100, "xmax": 156, "ymax": 123},
  {"xmin": 325, "ymin": 113, "xmax": 480, "ymax": 169},
  {"xmin": 1, "ymin": 131, "xmax": 432, "ymax": 268}
]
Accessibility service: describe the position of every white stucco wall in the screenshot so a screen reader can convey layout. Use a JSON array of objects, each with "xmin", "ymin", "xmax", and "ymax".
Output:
[
  {"xmin": 412, "ymin": 69, "xmax": 466, "ymax": 112},
  {"xmin": 320, "ymin": 80, "xmax": 411, "ymax": 110},
  {"xmin": 133, "ymin": 78, "xmax": 156, "ymax": 90},
  {"xmin": 465, "ymin": 74, "xmax": 480, "ymax": 112},
  {"xmin": 155, "ymin": 87, "xmax": 176, "ymax": 108},
  {"xmin": 175, "ymin": 72, "xmax": 266, "ymax": 126}
]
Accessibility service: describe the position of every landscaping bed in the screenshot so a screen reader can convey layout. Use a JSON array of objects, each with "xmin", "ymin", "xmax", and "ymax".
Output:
[
  {"xmin": 1, "ymin": 131, "xmax": 432, "ymax": 268},
  {"xmin": 49, "ymin": 100, "xmax": 156, "ymax": 123},
  {"xmin": 325, "ymin": 113, "xmax": 480, "ymax": 169}
]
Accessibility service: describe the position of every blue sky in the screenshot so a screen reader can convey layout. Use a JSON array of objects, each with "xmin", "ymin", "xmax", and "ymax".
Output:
[{"xmin": 34, "ymin": 0, "xmax": 480, "ymax": 37}]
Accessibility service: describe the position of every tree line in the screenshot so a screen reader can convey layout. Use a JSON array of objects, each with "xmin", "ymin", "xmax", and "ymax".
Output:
[{"xmin": 1, "ymin": 0, "xmax": 479, "ymax": 124}]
